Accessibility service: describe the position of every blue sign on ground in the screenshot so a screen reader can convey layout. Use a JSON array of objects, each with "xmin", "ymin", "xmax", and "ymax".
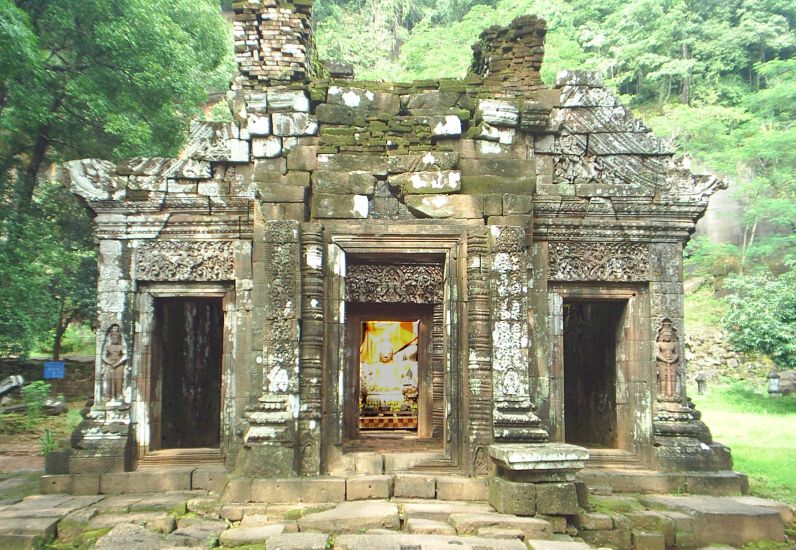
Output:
[{"xmin": 43, "ymin": 361, "xmax": 65, "ymax": 379}]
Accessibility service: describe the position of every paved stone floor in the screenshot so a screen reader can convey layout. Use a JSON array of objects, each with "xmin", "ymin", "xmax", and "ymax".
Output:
[{"xmin": 0, "ymin": 473, "xmax": 793, "ymax": 549}]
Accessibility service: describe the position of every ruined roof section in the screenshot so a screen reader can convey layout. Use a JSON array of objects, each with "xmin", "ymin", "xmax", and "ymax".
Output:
[
  {"xmin": 233, "ymin": 0, "xmax": 315, "ymax": 87},
  {"xmin": 471, "ymin": 15, "xmax": 547, "ymax": 96}
]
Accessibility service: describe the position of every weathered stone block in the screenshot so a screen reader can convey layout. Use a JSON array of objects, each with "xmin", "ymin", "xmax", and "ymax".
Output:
[
  {"xmin": 219, "ymin": 524, "xmax": 285, "ymax": 547},
  {"xmin": 273, "ymin": 113, "xmax": 318, "ymax": 137},
  {"xmin": 477, "ymin": 100, "xmax": 520, "ymax": 127},
  {"xmin": 460, "ymin": 175, "xmax": 535, "ymax": 195},
  {"xmin": 250, "ymin": 478, "xmax": 346, "ymax": 503},
  {"xmin": 267, "ymin": 90, "xmax": 310, "ymax": 112},
  {"xmin": 431, "ymin": 115, "xmax": 463, "ymax": 137},
  {"xmin": 388, "ymin": 171, "xmax": 461, "ymax": 195},
  {"xmin": 316, "ymin": 154, "xmax": 387, "ymax": 175},
  {"xmin": 405, "ymin": 194, "xmax": 483, "ymax": 219},
  {"xmin": 632, "ymin": 530, "xmax": 666, "ymax": 550},
  {"xmin": 313, "ymin": 171, "xmax": 376, "ymax": 195},
  {"xmin": 327, "ymin": 86, "xmax": 401, "ymax": 114},
  {"xmin": 484, "ymin": 194, "xmax": 503, "ymax": 216},
  {"xmin": 580, "ymin": 529, "xmax": 632, "ymax": 548},
  {"xmin": 386, "ymin": 152, "xmax": 460, "ymax": 174},
  {"xmin": 406, "ymin": 518, "xmax": 457, "ymax": 535},
  {"xmin": 458, "ymin": 139, "xmax": 525, "ymax": 160},
  {"xmin": 393, "ymin": 474, "xmax": 436, "ymax": 499},
  {"xmin": 223, "ymin": 477, "xmax": 252, "ymax": 503},
  {"xmin": 72, "ymin": 474, "xmax": 101, "ymax": 496},
  {"xmin": 488, "ymin": 477, "xmax": 536, "ymax": 516},
  {"xmin": 247, "ymin": 114, "xmax": 271, "ymax": 136},
  {"xmin": 574, "ymin": 511, "xmax": 613, "ymax": 531},
  {"xmin": 287, "ymin": 145, "xmax": 318, "ymax": 171},
  {"xmin": 436, "ymin": 476, "xmax": 487, "ymax": 501},
  {"xmin": 503, "ymin": 194, "xmax": 532, "ymax": 215},
  {"xmin": 459, "ymin": 158, "xmax": 535, "ymax": 178},
  {"xmin": 403, "ymin": 91, "xmax": 462, "ymax": 114},
  {"xmin": 449, "ymin": 513, "xmax": 552, "ymax": 541},
  {"xmin": 257, "ymin": 183, "xmax": 307, "ymax": 203},
  {"xmin": 192, "ymin": 468, "xmax": 228, "ymax": 494},
  {"xmin": 253, "ymin": 136, "xmax": 282, "ymax": 158},
  {"xmin": 260, "ymin": 533, "xmax": 328, "ymax": 549},
  {"xmin": 311, "ymin": 193, "xmax": 369, "ymax": 219},
  {"xmin": 40, "ymin": 475, "xmax": 71, "ymax": 494},
  {"xmin": 346, "ymin": 475, "xmax": 393, "ymax": 500},
  {"xmin": 535, "ymin": 483, "xmax": 579, "ymax": 515},
  {"xmin": 298, "ymin": 501, "xmax": 400, "ymax": 534},
  {"xmin": 254, "ymin": 157, "xmax": 287, "ymax": 180}
]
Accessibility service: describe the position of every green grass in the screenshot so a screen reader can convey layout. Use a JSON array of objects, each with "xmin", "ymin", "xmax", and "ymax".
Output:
[{"xmin": 695, "ymin": 381, "xmax": 796, "ymax": 506}]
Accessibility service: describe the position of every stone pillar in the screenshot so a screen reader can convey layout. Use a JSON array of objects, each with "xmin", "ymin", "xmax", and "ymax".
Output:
[
  {"xmin": 650, "ymin": 242, "xmax": 729, "ymax": 470},
  {"xmin": 68, "ymin": 238, "xmax": 135, "ymax": 474},
  {"xmin": 238, "ymin": 221, "xmax": 301, "ymax": 477},
  {"xmin": 465, "ymin": 228, "xmax": 493, "ymax": 474},
  {"xmin": 298, "ymin": 223, "xmax": 324, "ymax": 475},
  {"xmin": 490, "ymin": 226, "xmax": 548, "ymax": 443}
]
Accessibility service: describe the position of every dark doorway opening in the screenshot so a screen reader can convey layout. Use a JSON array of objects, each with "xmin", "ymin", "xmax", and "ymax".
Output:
[
  {"xmin": 154, "ymin": 297, "xmax": 223, "ymax": 449},
  {"xmin": 563, "ymin": 300, "xmax": 625, "ymax": 448}
]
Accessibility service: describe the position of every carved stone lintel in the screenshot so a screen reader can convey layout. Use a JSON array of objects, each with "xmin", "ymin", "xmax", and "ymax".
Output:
[
  {"xmin": 549, "ymin": 242, "xmax": 649, "ymax": 281},
  {"xmin": 135, "ymin": 241, "xmax": 235, "ymax": 281},
  {"xmin": 346, "ymin": 264, "xmax": 444, "ymax": 304}
]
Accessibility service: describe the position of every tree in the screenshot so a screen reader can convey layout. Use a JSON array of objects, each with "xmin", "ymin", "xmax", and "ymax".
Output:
[
  {"xmin": 723, "ymin": 271, "xmax": 796, "ymax": 369},
  {"xmin": 0, "ymin": 0, "xmax": 234, "ymax": 356}
]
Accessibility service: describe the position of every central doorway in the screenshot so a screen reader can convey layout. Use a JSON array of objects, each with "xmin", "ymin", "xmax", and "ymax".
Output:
[
  {"xmin": 152, "ymin": 297, "xmax": 223, "ymax": 450},
  {"xmin": 345, "ymin": 304, "xmax": 434, "ymax": 443}
]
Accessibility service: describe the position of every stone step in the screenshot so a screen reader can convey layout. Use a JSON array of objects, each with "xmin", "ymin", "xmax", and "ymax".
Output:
[
  {"xmin": 640, "ymin": 494, "xmax": 786, "ymax": 547},
  {"xmin": 297, "ymin": 500, "xmax": 400, "ymax": 534},
  {"xmin": 333, "ymin": 533, "xmax": 528, "ymax": 549},
  {"xmin": 579, "ymin": 468, "xmax": 748, "ymax": 496}
]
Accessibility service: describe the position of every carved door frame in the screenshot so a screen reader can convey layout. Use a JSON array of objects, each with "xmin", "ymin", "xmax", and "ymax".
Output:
[
  {"xmin": 345, "ymin": 303, "xmax": 434, "ymax": 440},
  {"xmin": 321, "ymin": 226, "xmax": 466, "ymax": 472},
  {"xmin": 549, "ymin": 283, "xmax": 652, "ymax": 463},
  {"xmin": 131, "ymin": 283, "xmax": 235, "ymax": 461}
]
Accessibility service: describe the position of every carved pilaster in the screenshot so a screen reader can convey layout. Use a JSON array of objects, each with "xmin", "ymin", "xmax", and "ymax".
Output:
[
  {"xmin": 466, "ymin": 228, "xmax": 493, "ymax": 474},
  {"xmin": 490, "ymin": 226, "xmax": 548, "ymax": 443},
  {"xmin": 243, "ymin": 221, "xmax": 301, "ymax": 454},
  {"xmin": 298, "ymin": 223, "xmax": 324, "ymax": 475}
]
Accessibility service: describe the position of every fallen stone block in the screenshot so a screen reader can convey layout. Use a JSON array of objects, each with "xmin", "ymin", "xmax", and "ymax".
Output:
[
  {"xmin": 164, "ymin": 519, "xmax": 227, "ymax": 548},
  {"xmin": 401, "ymin": 500, "xmax": 493, "ymax": 522},
  {"xmin": 219, "ymin": 524, "xmax": 284, "ymax": 547},
  {"xmin": 405, "ymin": 518, "xmax": 456, "ymax": 535},
  {"xmin": 334, "ymin": 533, "xmax": 527, "ymax": 550},
  {"xmin": 264, "ymin": 532, "xmax": 328, "ymax": 550},
  {"xmin": 449, "ymin": 512, "xmax": 552, "ymax": 541},
  {"xmin": 94, "ymin": 523, "xmax": 162, "ymax": 550},
  {"xmin": 297, "ymin": 500, "xmax": 399, "ymax": 533}
]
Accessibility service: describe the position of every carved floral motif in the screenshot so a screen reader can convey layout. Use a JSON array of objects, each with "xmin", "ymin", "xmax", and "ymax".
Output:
[
  {"xmin": 346, "ymin": 264, "xmax": 444, "ymax": 304},
  {"xmin": 135, "ymin": 241, "xmax": 235, "ymax": 281},
  {"xmin": 549, "ymin": 242, "xmax": 649, "ymax": 281}
]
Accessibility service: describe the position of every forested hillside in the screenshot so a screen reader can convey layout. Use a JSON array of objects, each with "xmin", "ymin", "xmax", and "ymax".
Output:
[{"xmin": 315, "ymin": 0, "xmax": 796, "ymax": 368}]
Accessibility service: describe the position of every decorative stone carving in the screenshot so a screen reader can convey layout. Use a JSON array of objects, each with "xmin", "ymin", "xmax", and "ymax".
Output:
[
  {"xmin": 134, "ymin": 241, "xmax": 235, "ymax": 281},
  {"xmin": 656, "ymin": 318, "xmax": 681, "ymax": 399},
  {"xmin": 346, "ymin": 264, "xmax": 444, "ymax": 304},
  {"xmin": 549, "ymin": 242, "xmax": 649, "ymax": 281},
  {"xmin": 100, "ymin": 324, "xmax": 127, "ymax": 404},
  {"xmin": 64, "ymin": 159, "xmax": 121, "ymax": 201}
]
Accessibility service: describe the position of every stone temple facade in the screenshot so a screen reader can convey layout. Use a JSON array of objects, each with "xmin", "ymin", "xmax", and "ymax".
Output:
[{"xmin": 61, "ymin": 1, "xmax": 733, "ymax": 491}]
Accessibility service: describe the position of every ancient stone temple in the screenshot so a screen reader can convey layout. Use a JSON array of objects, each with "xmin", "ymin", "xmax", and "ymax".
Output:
[{"xmin": 59, "ymin": 1, "xmax": 737, "ymax": 497}]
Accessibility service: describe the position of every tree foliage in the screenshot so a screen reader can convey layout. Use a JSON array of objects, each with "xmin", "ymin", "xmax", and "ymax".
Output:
[
  {"xmin": 723, "ymin": 271, "xmax": 796, "ymax": 369},
  {"xmin": 0, "ymin": 0, "xmax": 234, "ymax": 357}
]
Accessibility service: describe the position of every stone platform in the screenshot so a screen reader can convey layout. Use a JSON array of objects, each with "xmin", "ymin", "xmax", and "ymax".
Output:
[{"xmin": 19, "ymin": 471, "xmax": 793, "ymax": 549}]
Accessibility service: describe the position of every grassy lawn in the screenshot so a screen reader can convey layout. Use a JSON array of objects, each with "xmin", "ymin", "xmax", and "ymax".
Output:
[{"xmin": 695, "ymin": 380, "xmax": 796, "ymax": 506}]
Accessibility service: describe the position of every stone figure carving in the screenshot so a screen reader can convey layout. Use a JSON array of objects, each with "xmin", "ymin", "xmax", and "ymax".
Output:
[
  {"xmin": 101, "ymin": 324, "xmax": 127, "ymax": 404},
  {"xmin": 656, "ymin": 318, "xmax": 680, "ymax": 399}
]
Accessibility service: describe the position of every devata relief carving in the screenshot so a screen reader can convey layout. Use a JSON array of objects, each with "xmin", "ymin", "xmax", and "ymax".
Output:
[
  {"xmin": 101, "ymin": 324, "xmax": 127, "ymax": 404},
  {"xmin": 135, "ymin": 241, "xmax": 235, "ymax": 281},
  {"xmin": 346, "ymin": 264, "xmax": 444, "ymax": 304},
  {"xmin": 656, "ymin": 318, "xmax": 681, "ymax": 399},
  {"xmin": 548, "ymin": 242, "xmax": 650, "ymax": 281}
]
